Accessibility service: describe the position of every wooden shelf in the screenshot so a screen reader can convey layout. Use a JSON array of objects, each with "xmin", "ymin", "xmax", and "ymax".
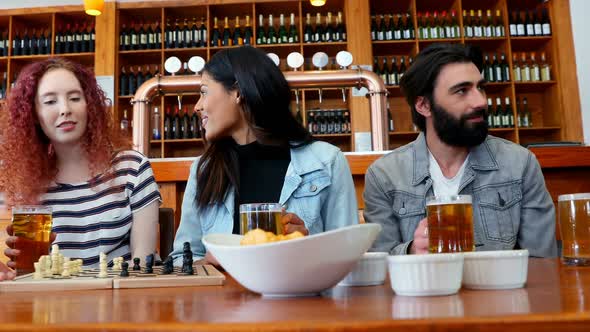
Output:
[
  {"xmin": 303, "ymin": 42, "xmax": 347, "ymax": 47},
  {"xmin": 163, "ymin": 47, "xmax": 207, "ymax": 53},
  {"xmin": 9, "ymin": 54, "xmax": 50, "ymax": 60},
  {"xmin": 159, "ymin": 138, "xmax": 204, "ymax": 143},
  {"xmin": 372, "ymin": 40, "xmax": 416, "ymax": 45},
  {"xmin": 119, "ymin": 49, "xmax": 162, "ymax": 55},
  {"xmin": 389, "ymin": 131, "xmax": 419, "ymax": 136},
  {"xmin": 510, "ymin": 36, "xmax": 552, "ymax": 41},
  {"xmin": 485, "ymin": 82, "xmax": 512, "ymax": 86},
  {"xmin": 518, "ymin": 126, "xmax": 561, "ymax": 132},
  {"xmin": 418, "ymin": 38, "xmax": 462, "ymax": 43},
  {"xmin": 464, "ymin": 37, "xmax": 508, "ymax": 42},
  {"xmin": 489, "ymin": 127, "xmax": 516, "ymax": 132},
  {"xmin": 57, "ymin": 52, "xmax": 95, "ymax": 57},
  {"xmin": 256, "ymin": 43, "xmax": 301, "ymax": 48},
  {"xmin": 514, "ymin": 81, "xmax": 557, "ymax": 92},
  {"xmin": 312, "ymin": 133, "xmax": 352, "ymax": 138}
]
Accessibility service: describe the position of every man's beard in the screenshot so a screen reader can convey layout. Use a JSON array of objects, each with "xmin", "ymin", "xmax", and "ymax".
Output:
[{"xmin": 430, "ymin": 100, "xmax": 488, "ymax": 148}]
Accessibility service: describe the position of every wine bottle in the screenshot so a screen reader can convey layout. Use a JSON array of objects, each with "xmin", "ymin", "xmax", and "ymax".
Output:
[
  {"xmin": 540, "ymin": 52, "xmax": 551, "ymax": 81},
  {"xmin": 89, "ymin": 23, "xmax": 96, "ymax": 52},
  {"xmin": 389, "ymin": 56, "xmax": 398, "ymax": 86},
  {"xmin": 541, "ymin": 8, "xmax": 551, "ymax": 36},
  {"xmin": 398, "ymin": 56, "xmax": 407, "ymax": 79},
  {"xmin": 139, "ymin": 21, "xmax": 148, "ymax": 50},
  {"xmin": 487, "ymin": 98, "xmax": 495, "ymax": 128},
  {"xmin": 370, "ymin": 15, "xmax": 377, "ymax": 41},
  {"xmin": 501, "ymin": 53, "xmax": 510, "ymax": 82},
  {"xmin": 30, "ymin": 29, "xmax": 38, "ymax": 55},
  {"xmin": 81, "ymin": 23, "xmax": 90, "ymax": 53},
  {"xmin": 525, "ymin": 10, "xmax": 534, "ymax": 36},
  {"xmin": 520, "ymin": 52, "xmax": 531, "ymax": 82},
  {"xmin": 509, "ymin": 11, "xmax": 517, "ymax": 36},
  {"xmin": 394, "ymin": 14, "xmax": 403, "ymax": 40},
  {"xmin": 119, "ymin": 67, "xmax": 128, "ymax": 96},
  {"xmin": 152, "ymin": 107, "xmax": 161, "ymax": 140},
  {"xmin": 233, "ymin": 16, "xmax": 243, "ymax": 46},
  {"xmin": 495, "ymin": 10, "xmax": 504, "ymax": 37},
  {"xmin": 199, "ymin": 18, "xmax": 207, "ymax": 47},
  {"xmin": 512, "ymin": 54, "xmax": 521, "ymax": 82},
  {"xmin": 183, "ymin": 18, "xmax": 191, "ymax": 48},
  {"xmin": 493, "ymin": 54, "xmax": 502, "ymax": 82},
  {"xmin": 165, "ymin": 19, "xmax": 174, "ymax": 48},
  {"xmin": 325, "ymin": 12, "xmax": 334, "ymax": 42},
  {"xmin": 191, "ymin": 108, "xmax": 200, "ymax": 138},
  {"xmin": 240, "ymin": 15, "xmax": 252, "ymax": 45},
  {"xmin": 516, "ymin": 97, "xmax": 522, "ymax": 128},
  {"xmin": 74, "ymin": 23, "xmax": 83, "ymax": 53},
  {"xmin": 377, "ymin": 14, "xmax": 386, "ymax": 41},
  {"xmin": 523, "ymin": 97, "xmax": 532, "ymax": 127},
  {"xmin": 505, "ymin": 97, "xmax": 514, "ymax": 128},
  {"xmin": 288, "ymin": 13, "xmax": 298, "ymax": 43},
  {"xmin": 495, "ymin": 97, "xmax": 504, "ymax": 127},
  {"xmin": 128, "ymin": 66, "xmax": 137, "ymax": 95},
  {"xmin": 530, "ymin": 52, "xmax": 540, "ymax": 82},
  {"xmin": 12, "ymin": 30, "xmax": 21, "ymax": 56},
  {"xmin": 22, "ymin": 29, "xmax": 30, "ymax": 55},
  {"xmin": 136, "ymin": 66, "xmax": 145, "ymax": 90},
  {"xmin": 257, "ymin": 14, "xmax": 266, "ymax": 45},
  {"xmin": 484, "ymin": 9, "xmax": 493, "ymax": 38},
  {"xmin": 120, "ymin": 109, "xmax": 130, "ymax": 134},
  {"xmin": 279, "ymin": 14, "xmax": 288, "ymax": 44},
  {"xmin": 516, "ymin": 11, "xmax": 525, "ymax": 36},
  {"xmin": 533, "ymin": 9, "xmax": 542, "ymax": 36},
  {"xmin": 174, "ymin": 19, "xmax": 182, "ymax": 48},
  {"xmin": 190, "ymin": 18, "xmax": 198, "ymax": 48},
  {"xmin": 305, "ymin": 13, "xmax": 313, "ymax": 43},
  {"xmin": 211, "ymin": 17, "xmax": 221, "ymax": 46},
  {"xmin": 164, "ymin": 107, "xmax": 171, "ymax": 139},
  {"xmin": 129, "ymin": 22, "xmax": 138, "ymax": 51},
  {"xmin": 172, "ymin": 106, "xmax": 180, "ymax": 139},
  {"xmin": 475, "ymin": 10, "xmax": 483, "ymax": 38},
  {"xmin": 267, "ymin": 14, "xmax": 277, "ymax": 44},
  {"xmin": 314, "ymin": 13, "xmax": 323, "ymax": 42},
  {"xmin": 404, "ymin": 12, "xmax": 413, "ymax": 39},
  {"xmin": 222, "ymin": 17, "xmax": 232, "ymax": 46},
  {"xmin": 181, "ymin": 106, "xmax": 190, "ymax": 139}
]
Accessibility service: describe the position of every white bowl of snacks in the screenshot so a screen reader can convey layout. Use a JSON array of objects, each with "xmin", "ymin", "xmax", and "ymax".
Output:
[
  {"xmin": 202, "ymin": 223, "xmax": 382, "ymax": 297},
  {"xmin": 462, "ymin": 249, "xmax": 529, "ymax": 290},
  {"xmin": 388, "ymin": 253, "xmax": 464, "ymax": 296},
  {"xmin": 338, "ymin": 252, "xmax": 388, "ymax": 286}
]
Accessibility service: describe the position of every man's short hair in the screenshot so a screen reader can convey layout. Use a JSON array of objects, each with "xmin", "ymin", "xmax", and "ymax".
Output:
[{"xmin": 399, "ymin": 43, "xmax": 483, "ymax": 131}]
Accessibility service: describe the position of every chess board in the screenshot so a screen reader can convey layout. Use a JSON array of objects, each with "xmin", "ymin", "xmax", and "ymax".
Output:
[{"xmin": 0, "ymin": 264, "xmax": 225, "ymax": 293}]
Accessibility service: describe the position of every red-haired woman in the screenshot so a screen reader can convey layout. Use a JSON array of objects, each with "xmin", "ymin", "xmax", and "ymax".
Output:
[{"xmin": 0, "ymin": 58, "xmax": 161, "ymax": 280}]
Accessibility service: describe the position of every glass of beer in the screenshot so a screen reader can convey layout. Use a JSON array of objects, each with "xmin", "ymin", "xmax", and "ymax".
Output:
[
  {"xmin": 239, "ymin": 203, "xmax": 283, "ymax": 235},
  {"xmin": 558, "ymin": 193, "xmax": 590, "ymax": 266},
  {"xmin": 11, "ymin": 206, "xmax": 53, "ymax": 275},
  {"xmin": 426, "ymin": 195, "xmax": 474, "ymax": 253}
]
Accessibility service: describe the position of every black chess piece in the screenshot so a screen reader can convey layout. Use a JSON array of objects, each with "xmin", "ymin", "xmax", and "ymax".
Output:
[
  {"xmin": 162, "ymin": 256, "xmax": 174, "ymax": 275},
  {"xmin": 181, "ymin": 242, "xmax": 194, "ymax": 274},
  {"xmin": 132, "ymin": 257, "xmax": 141, "ymax": 271},
  {"xmin": 120, "ymin": 262, "xmax": 130, "ymax": 277},
  {"xmin": 145, "ymin": 254, "xmax": 154, "ymax": 274}
]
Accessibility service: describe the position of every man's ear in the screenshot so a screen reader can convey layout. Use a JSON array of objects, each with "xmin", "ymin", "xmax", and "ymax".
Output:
[{"xmin": 415, "ymin": 96, "xmax": 431, "ymax": 118}]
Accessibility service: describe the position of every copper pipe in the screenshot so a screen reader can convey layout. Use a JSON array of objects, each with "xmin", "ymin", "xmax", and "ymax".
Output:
[{"xmin": 132, "ymin": 69, "xmax": 388, "ymax": 154}]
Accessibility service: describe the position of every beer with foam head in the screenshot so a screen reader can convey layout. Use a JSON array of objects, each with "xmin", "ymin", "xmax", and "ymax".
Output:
[
  {"xmin": 558, "ymin": 193, "xmax": 590, "ymax": 266},
  {"xmin": 426, "ymin": 195, "xmax": 474, "ymax": 253},
  {"xmin": 11, "ymin": 206, "xmax": 53, "ymax": 275}
]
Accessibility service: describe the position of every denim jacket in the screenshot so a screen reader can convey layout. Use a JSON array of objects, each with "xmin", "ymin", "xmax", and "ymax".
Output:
[
  {"xmin": 364, "ymin": 133, "xmax": 557, "ymax": 257},
  {"xmin": 171, "ymin": 141, "xmax": 359, "ymax": 263}
]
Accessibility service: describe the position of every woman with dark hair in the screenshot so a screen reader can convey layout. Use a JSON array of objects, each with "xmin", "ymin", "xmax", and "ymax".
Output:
[
  {"xmin": 170, "ymin": 46, "xmax": 358, "ymax": 265},
  {"xmin": 0, "ymin": 58, "xmax": 161, "ymax": 280}
]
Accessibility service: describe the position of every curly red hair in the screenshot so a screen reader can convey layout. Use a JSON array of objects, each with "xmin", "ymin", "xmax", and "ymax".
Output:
[{"xmin": 0, "ymin": 58, "xmax": 128, "ymax": 206}]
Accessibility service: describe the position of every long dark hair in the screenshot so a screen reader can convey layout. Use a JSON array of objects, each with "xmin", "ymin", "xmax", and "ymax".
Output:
[
  {"xmin": 196, "ymin": 46, "xmax": 312, "ymax": 207},
  {"xmin": 400, "ymin": 43, "xmax": 483, "ymax": 131}
]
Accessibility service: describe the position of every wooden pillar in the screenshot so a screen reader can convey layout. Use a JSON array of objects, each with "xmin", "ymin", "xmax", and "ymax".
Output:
[
  {"xmin": 94, "ymin": 1, "xmax": 116, "ymax": 77},
  {"xmin": 344, "ymin": 0, "xmax": 374, "ymax": 149}
]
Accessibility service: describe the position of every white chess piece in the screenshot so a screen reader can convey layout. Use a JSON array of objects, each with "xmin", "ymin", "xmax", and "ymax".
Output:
[
  {"xmin": 61, "ymin": 259, "xmax": 71, "ymax": 278},
  {"xmin": 32, "ymin": 262, "xmax": 43, "ymax": 280}
]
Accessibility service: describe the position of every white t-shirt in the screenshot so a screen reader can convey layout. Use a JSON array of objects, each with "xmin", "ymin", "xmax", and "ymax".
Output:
[{"xmin": 428, "ymin": 150, "xmax": 469, "ymax": 197}]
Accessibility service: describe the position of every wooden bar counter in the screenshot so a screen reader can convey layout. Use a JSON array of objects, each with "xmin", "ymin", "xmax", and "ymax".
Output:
[{"xmin": 0, "ymin": 259, "xmax": 588, "ymax": 331}]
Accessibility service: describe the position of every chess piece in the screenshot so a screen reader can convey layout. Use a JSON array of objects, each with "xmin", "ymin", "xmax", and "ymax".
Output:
[
  {"xmin": 133, "ymin": 257, "xmax": 141, "ymax": 271},
  {"xmin": 33, "ymin": 262, "xmax": 43, "ymax": 280},
  {"xmin": 98, "ymin": 252, "xmax": 108, "ymax": 278},
  {"xmin": 112, "ymin": 257, "xmax": 123, "ymax": 271},
  {"xmin": 145, "ymin": 254, "xmax": 154, "ymax": 274},
  {"xmin": 120, "ymin": 262, "xmax": 129, "ymax": 277},
  {"xmin": 181, "ymin": 242, "xmax": 194, "ymax": 274},
  {"xmin": 162, "ymin": 256, "xmax": 174, "ymax": 275},
  {"xmin": 61, "ymin": 260, "xmax": 71, "ymax": 278}
]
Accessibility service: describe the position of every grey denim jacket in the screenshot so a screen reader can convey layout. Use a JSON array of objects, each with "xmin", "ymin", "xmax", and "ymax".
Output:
[{"xmin": 363, "ymin": 133, "xmax": 557, "ymax": 257}]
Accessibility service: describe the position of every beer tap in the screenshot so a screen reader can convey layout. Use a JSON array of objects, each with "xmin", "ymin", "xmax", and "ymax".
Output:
[
  {"xmin": 311, "ymin": 52, "xmax": 329, "ymax": 104},
  {"xmin": 336, "ymin": 51, "xmax": 353, "ymax": 103},
  {"xmin": 287, "ymin": 52, "xmax": 305, "ymax": 118},
  {"xmin": 188, "ymin": 56, "xmax": 205, "ymax": 76},
  {"xmin": 267, "ymin": 52, "xmax": 280, "ymax": 68},
  {"xmin": 164, "ymin": 56, "xmax": 182, "ymax": 76}
]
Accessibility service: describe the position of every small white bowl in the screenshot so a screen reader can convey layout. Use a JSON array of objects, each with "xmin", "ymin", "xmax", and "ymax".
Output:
[
  {"xmin": 338, "ymin": 252, "xmax": 388, "ymax": 286},
  {"xmin": 462, "ymin": 249, "xmax": 529, "ymax": 290},
  {"xmin": 388, "ymin": 253, "xmax": 464, "ymax": 297}
]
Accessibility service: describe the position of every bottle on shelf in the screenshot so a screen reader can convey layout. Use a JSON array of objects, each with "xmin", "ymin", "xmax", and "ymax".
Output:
[
  {"xmin": 516, "ymin": 11, "xmax": 526, "ymax": 36},
  {"xmin": 129, "ymin": 22, "xmax": 139, "ymax": 51},
  {"xmin": 509, "ymin": 11, "xmax": 517, "ymax": 36},
  {"xmin": 377, "ymin": 14, "xmax": 386, "ymax": 41},
  {"xmin": 370, "ymin": 15, "xmax": 377, "ymax": 41},
  {"xmin": 512, "ymin": 53, "xmax": 521, "ymax": 82},
  {"xmin": 257, "ymin": 14, "xmax": 267, "ymax": 45},
  {"xmin": 128, "ymin": 66, "xmax": 137, "ymax": 96},
  {"xmin": 191, "ymin": 108, "xmax": 200, "ymax": 138},
  {"xmin": 337, "ymin": 11, "xmax": 346, "ymax": 41},
  {"xmin": 164, "ymin": 107, "xmax": 171, "ymax": 139},
  {"xmin": 172, "ymin": 105, "xmax": 180, "ymax": 139},
  {"xmin": 183, "ymin": 18, "xmax": 191, "ymax": 48},
  {"xmin": 541, "ymin": 8, "xmax": 551, "ymax": 36},
  {"xmin": 385, "ymin": 14, "xmax": 393, "ymax": 41},
  {"xmin": 525, "ymin": 10, "xmax": 534, "ymax": 36},
  {"xmin": 393, "ymin": 14, "xmax": 403, "ymax": 40},
  {"xmin": 516, "ymin": 97, "xmax": 522, "ymax": 128},
  {"xmin": 244, "ymin": 15, "xmax": 253, "ymax": 45},
  {"xmin": 540, "ymin": 52, "xmax": 551, "ymax": 81},
  {"xmin": 307, "ymin": 111, "xmax": 315, "ymax": 134},
  {"xmin": 267, "ymin": 14, "xmax": 277, "ymax": 44},
  {"xmin": 531, "ymin": 52, "xmax": 541, "ymax": 82},
  {"xmin": 534, "ymin": 10, "xmax": 543, "ymax": 36},
  {"xmin": 221, "ymin": 16, "xmax": 233, "ymax": 46},
  {"xmin": 138, "ymin": 21, "xmax": 148, "ymax": 50},
  {"xmin": 174, "ymin": 19, "xmax": 182, "ymax": 48},
  {"xmin": 484, "ymin": 9, "xmax": 493, "ymax": 38},
  {"xmin": 522, "ymin": 97, "xmax": 532, "ymax": 127},
  {"xmin": 324, "ymin": 12, "xmax": 334, "ymax": 43},
  {"xmin": 475, "ymin": 10, "xmax": 484, "ymax": 38},
  {"xmin": 152, "ymin": 107, "xmax": 161, "ymax": 140},
  {"xmin": 200, "ymin": 18, "xmax": 208, "ymax": 47},
  {"xmin": 487, "ymin": 98, "xmax": 495, "ymax": 128},
  {"xmin": 89, "ymin": 23, "xmax": 96, "ymax": 52},
  {"xmin": 211, "ymin": 17, "xmax": 221, "ymax": 47},
  {"xmin": 380, "ymin": 57, "xmax": 389, "ymax": 85},
  {"xmin": 233, "ymin": 16, "xmax": 243, "ymax": 46},
  {"xmin": 463, "ymin": 10, "xmax": 473, "ymax": 38},
  {"xmin": 120, "ymin": 67, "xmax": 128, "ymax": 96},
  {"xmin": 314, "ymin": 13, "xmax": 323, "ymax": 43},
  {"xmin": 389, "ymin": 57, "xmax": 399, "ymax": 86},
  {"xmin": 450, "ymin": 10, "xmax": 460, "ymax": 39},
  {"xmin": 288, "ymin": 13, "xmax": 298, "ymax": 43},
  {"xmin": 505, "ymin": 97, "xmax": 514, "ymax": 128},
  {"xmin": 181, "ymin": 106, "xmax": 190, "ymax": 139},
  {"xmin": 279, "ymin": 14, "xmax": 288, "ymax": 44},
  {"xmin": 136, "ymin": 66, "xmax": 145, "ymax": 90},
  {"xmin": 120, "ymin": 109, "xmax": 130, "ymax": 134},
  {"xmin": 493, "ymin": 54, "xmax": 502, "ymax": 82},
  {"xmin": 495, "ymin": 9, "xmax": 504, "ymax": 37},
  {"xmin": 501, "ymin": 53, "xmax": 510, "ymax": 82},
  {"xmin": 520, "ymin": 52, "xmax": 531, "ymax": 82},
  {"xmin": 165, "ymin": 19, "xmax": 174, "ymax": 48},
  {"xmin": 495, "ymin": 97, "xmax": 504, "ymax": 128}
]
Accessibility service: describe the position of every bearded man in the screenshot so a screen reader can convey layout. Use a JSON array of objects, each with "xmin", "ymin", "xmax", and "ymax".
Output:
[{"xmin": 364, "ymin": 43, "xmax": 557, "ymax": 257}]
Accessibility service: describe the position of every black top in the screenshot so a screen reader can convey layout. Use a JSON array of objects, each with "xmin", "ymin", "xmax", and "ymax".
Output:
[{"xmin": 232, "ymin": 141, "xmax": 291, "ymax": 234}]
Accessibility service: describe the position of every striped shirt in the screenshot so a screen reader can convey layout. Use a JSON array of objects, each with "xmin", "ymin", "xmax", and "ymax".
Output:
[{"xmin": 41, "ymin": 150, "xmax": 161, "ymax": 268}]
